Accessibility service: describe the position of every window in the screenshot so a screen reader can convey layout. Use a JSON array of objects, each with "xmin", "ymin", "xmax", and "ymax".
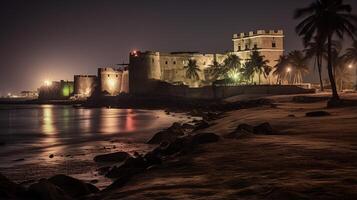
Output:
[
  {"xmin": 245, "ymin": 45, "xmax": 249, "ymax": 50},
  {"xmin": 116, "ymin": 75, "xmax": 118, "ymax": 77},
  {"xmin": 173, "ymin": 61, "xmax": 176, "ymax": 65},
  {"xmin": 238, "ymin": 46, "xmax": 241, "ymax": 51},
  {"xmin": 165, "ymin": 61, "xmax": 168, "ymax": 65},
  {"xmin": 254, "ymin": 44, "xmax": 257, "ymax": 49},
  {"xmin": 152, "ymin": 58, "xmax": 154, "ymax": 63},
  {"xmin": 272, "ymin": 42, "xmax": 276, "ymax": 48},
  {"xmin": 108, "ymin": 75, "xmax": 110, "ymax": 77},
  {"xmin": 203, "ymin": 62, "xmax": 206, "ymax": 65}
]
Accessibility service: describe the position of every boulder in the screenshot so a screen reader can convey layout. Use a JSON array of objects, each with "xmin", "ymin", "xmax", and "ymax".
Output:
[
  {"xmin": 93, "ymin": 151, "xmax": 130, "ymax": 163},
  {"xmin": 48, "ymin": 174, "xmax": 99, "ymax": 198},
  {"xmin": 147, "ymin": 123, "xmax": 185, "ymax": 144},
  {"xmin": 0, "ymin": 173, "xmax": 27, "ymax": 199},
  {"xmin": 144, "ymin": 151, "xmax": 162, "ymax": 166},
  {"xmin": 226, "ymin": 124, "xmax": 254, "ymax": 139},
  {"xmin": 97, "ymin": 166, "xmax": 111, "ymax": 175},
  {"xmin": 106, "ymin": 156, "xmax": 146, "ymax": 179},
  {"xmin": 191, "ymin": 132, "xmax": 220, "ymax": 145},
  {"xmin": 305, "ymin": 111, "xmax": 331, "ymax": 117},
  {"xmin": 28, "ymin": 179, "xmax": 74, "ymax": 200},
  {"xmin": 253, "ymin": 122, "xmax": 274, "ymax": 135},
  {"xmin": 194, "ymin": 120, "xmax": 210, "ymax": 131},
  {"xmin": 156, "ymin": 137, "xmax": 193, "ymax": 156}
]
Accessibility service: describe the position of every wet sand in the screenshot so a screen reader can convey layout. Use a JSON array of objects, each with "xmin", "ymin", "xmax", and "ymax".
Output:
[
  {"xmin": 0, "ymin": 107, "xmax": 193, "ymax": 189},
  {"xmin": 100, "ymin": 93, "xmax": 357, "ymax": 199}
]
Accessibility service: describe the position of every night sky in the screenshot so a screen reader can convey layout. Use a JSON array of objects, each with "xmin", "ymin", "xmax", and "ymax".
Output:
[{"xmin": 1, "ymin": 0, "xmax": 357, "ymax": 95}]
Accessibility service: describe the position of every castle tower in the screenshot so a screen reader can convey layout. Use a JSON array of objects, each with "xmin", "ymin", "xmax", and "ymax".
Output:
[
  {"xmin": 232, "ymin": 30, "xmax": 284, "ymax": 84},
  {"xmin": 98, "ymin": 67, "xmax": 123, "ymax": 96}
]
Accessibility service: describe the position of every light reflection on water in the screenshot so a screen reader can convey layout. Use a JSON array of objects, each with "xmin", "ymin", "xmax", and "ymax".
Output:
[{"xmin": 0, "ymin": 105, "xmax": 187, "ymax": 161}]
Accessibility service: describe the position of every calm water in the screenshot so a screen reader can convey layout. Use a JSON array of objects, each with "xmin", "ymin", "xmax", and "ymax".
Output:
[{"xmin": 0, "ymin": 105, "xmax": 189, "ymax": 181}]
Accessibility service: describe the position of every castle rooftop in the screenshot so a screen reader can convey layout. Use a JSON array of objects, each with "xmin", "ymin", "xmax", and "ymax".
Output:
[{"xmin": 233, "ymin": 30, "xmax": 284, "ymax": 39}]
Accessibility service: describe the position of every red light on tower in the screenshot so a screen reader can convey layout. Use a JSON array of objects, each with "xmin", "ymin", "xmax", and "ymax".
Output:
[{"xmin": 131, "ymin": 50, "xmax": 139, "ymax": 57}]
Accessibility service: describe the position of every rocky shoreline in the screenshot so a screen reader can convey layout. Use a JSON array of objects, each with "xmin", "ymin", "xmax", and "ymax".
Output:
[{"xmin": 0, "ymin": 97, "xmax": 275, "ymax": 200}]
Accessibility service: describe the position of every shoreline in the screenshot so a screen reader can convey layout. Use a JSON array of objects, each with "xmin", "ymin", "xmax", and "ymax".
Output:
[{"xmin": 2, "ymin": 93, "xmax": 357, "ymax": 199}]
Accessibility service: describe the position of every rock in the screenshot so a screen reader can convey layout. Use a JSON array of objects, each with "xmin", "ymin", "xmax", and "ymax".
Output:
[
  {"xmin": 90, "ymin": 179, "xmax": 98, "ymax": 184},
  {"xmin": 181, "ymin": 123, "xmax": 195, "ymax": 130},
  {"xmin": 106, "ymin": 156, "xmax": 146, "ymax": 179},
  {"xmin": 144, "ymin": 151, "xmax": 162, "ymax": 166},
  {"xmin": 305, "ymin": 111, "xmax": 331, "ymax": 117},
  {"xmin": 191, "ymin": 132, "xmax": 220, "ymax": 145},
  {"xmin": 292, "ymin": 96, "xmax": 328, "ymax": 103},
  {"xmin": 147, "ymin": 123, "xmax": 185, "ymax": 144},
  {"xmin": 48, "ymin": 174, "xmax": 99, "ymax": 198},
  {"xmin": 49, "ymin": 154, "xmax": 54, "ymax": 158},
  {"xmin": 288, "ymin": 114, "xmax": 296, "ymax": 118},
  {"xmin": 194, "ymin": 120, "xmax": 210, "ymax": 131},
  {"xmin": 93, "ymin": 151, "xmax": 130, "ymax": 163},
  {"xmin": 226, "ymin": 123, "xmax": 254, "ymax": 139},
  {"xmin": 0, "ymin": 173, "xmax": 27, "ymax": 199},
  {"xmin": 253, "ymin": 122, "xmax": 274, "ymax": 135},
  {"xmin": 28, "ymin": 179, "xmax": 74, "ymax": 200},
  {"xmin": 97, "ymin": 166, "xmax": 111, "ymax": 175},
  {"xmin": 156, "ymin": 137, "xmax": 193, "ymax": 156}
]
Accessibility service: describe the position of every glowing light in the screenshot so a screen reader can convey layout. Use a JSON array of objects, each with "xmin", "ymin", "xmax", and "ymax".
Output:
[
  {"xmin": 44, "ymin": 80, "xmax": 52, "ymax": 86},
  {"xmin": 348, "ymin": 64, "xmax": 353, "ymax": 69},
  {"xmin": 228, "ymin": 68, "xmax": 241, "ymax": 83},
  {"xmin": 286, "ymin": 67, "xmax": 291, "ymax": 73},
  {"xmin": 107, "ymin": 79, "xmax": 116, "ymax": 89}
]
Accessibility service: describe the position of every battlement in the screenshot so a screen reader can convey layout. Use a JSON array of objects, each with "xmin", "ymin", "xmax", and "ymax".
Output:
[
  {"xmin": 74, "ymin": 75, "xmax": 97, "ymax": 78},
  {"xmin": 233, "ymin": 30, "xmax": 284, "ymax": 39}
]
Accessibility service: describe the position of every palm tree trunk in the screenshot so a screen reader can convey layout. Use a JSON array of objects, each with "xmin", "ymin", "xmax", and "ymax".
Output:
[
  {"xmin": 327, "ymin": 34, "xmax": 340, "ymax": 100},
  {"xmin": 317, "ymin": 55, "xmax": 324, "ymax": 91}
]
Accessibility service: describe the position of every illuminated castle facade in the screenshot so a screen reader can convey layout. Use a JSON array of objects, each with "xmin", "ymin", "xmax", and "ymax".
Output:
[
  {"xmin": 73, "ymin": 67, "xmax": 129, "ymax": 99},
  {"xmin": 129, "ymin": 30, "xmax": 284, "ymax": 94}
]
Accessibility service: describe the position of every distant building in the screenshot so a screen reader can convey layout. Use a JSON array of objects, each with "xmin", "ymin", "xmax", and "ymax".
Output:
[
  {"xmin": 20, "ymin": 91, "xmax": 38, "ymax": 98},
  {"xmin": 38, "ymin": 80, "xmax": 74, "ymax": 100},
  {"xmin": 129, "ymin": 29, "xmax": 284, "ymax": 95}
]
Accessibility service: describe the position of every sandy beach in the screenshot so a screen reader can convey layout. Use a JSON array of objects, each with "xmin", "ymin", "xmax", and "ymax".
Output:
[{"xmin": 97, "ymin": 93, "xmax": 357, "ymax": 199}]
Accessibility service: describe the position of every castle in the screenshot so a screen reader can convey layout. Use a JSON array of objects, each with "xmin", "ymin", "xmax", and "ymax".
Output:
[
  {"xmin": 39, "ymin": 29, "xmax": 285, "ymax": 99},
  {"xmin": 129, "ymin": 30, "xmax": 284, "ymax": 95}
]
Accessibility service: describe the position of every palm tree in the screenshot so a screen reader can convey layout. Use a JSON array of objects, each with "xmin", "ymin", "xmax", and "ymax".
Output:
[
  {"xmin": 304, "ymin": 37, "xmax": 326, "ymax": 91},
  {"xmin": 288, "ymin": 51, "xmax": 310, "ymax": 84},
  {"xmin": 184, "ymin": 59, "xmax": 201, "ymax": 82},
  {"xmin": 241, "ymin": 61, "xmax": 255, "ymax": 84},
  {"xmin": 345, "ymin": 41, "xmax": 357, "ymax": 89},
  {"xmin": 246, "ymin": 51, "xmax": 269, "ymax": 84},
  {"xmin": 209, "ymin": 54, "xmax": 241, "ymax": 83},
  {"xmin": 295, "ymin": 0, "xmax": 357, "ymax": 101},
  {"xmin": 273, "ymin": 55, "xmax": 290, "ymax": 84}
]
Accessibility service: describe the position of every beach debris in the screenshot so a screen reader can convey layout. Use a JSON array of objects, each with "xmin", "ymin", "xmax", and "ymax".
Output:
[
  {"xmin": 93, "ymin": 151, "xmax": 130, "ymax": 163},
  {"xmin": 305, "ymin": 111, "xmax": 331, "ymax": 117}
]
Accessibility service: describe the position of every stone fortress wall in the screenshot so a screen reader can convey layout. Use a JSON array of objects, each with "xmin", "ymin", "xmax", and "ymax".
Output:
[
  {"xmin": 73, "ymin": 67, "xmax": 129, "ymax": 98},
  {"xmin": 73, "ymin": 75, "xmax": 97, "ymax": 98},
  {"xmin": 129, "ymin": 30, "xmax": 284, "ymax": 95}
]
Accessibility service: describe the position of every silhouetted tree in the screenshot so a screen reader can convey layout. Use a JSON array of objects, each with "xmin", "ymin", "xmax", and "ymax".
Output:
[
  {"xmin": 184, "ymin": 59, "xmax": 201, "ymax": 81},
  {"xmin": 274, "ymin": 55, "xmax": 290, "ymax": 84},
  {"xmin": 288, "ymin": 51, "xmax": 310, "ymax": 84},
  {"xmin": 295, "ymin": 0, "xmax": 357, "ymax": 102}
]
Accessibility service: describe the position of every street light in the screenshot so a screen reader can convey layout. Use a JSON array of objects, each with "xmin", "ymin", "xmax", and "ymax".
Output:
[
  {"xmin": 44, "ymin": 80, "xmax": 52, "ymax": 87},
  {"xmin": 286, "ymin": 67, "xmax": 291, "ymax": 73}
]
